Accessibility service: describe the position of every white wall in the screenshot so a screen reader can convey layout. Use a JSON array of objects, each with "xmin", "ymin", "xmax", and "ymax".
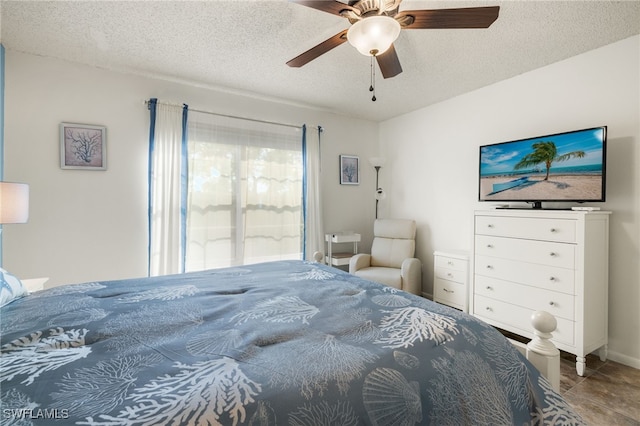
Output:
[
  {"xmin": 380, "ymin": 35, "xmax": 640, "ymax": 368},
  {"xmin": 3, "ymin": 51, "xmax": 381, "ymax": 286}
]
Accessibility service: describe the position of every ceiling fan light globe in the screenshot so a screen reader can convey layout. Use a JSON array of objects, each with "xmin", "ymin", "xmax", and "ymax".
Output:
[{"xmin": 347, "ymin": 16, "xmax": 401, "ymax": 56}]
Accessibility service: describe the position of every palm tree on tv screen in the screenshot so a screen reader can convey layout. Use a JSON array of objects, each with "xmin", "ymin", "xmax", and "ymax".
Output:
[{"xmin": 514, "ymin": 141, "xmax": 585, "ymax": 180}]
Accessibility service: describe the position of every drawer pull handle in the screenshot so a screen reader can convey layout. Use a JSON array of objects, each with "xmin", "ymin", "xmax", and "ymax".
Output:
[
  {"xmin": 549, "ymin": 301, "xmax": 555, "ymax": 306},
  {"xmin": 486, "ymin": 244, "xmax": 493, "ymax": 248},
  {"xmin": 550, "ymin": 228, "xmax": 557, "ymax": 233},
  {"xmin": 487, "ymin": 224, "xmax": 494, "ymax": 228},
  {"xmin": 447, "ymin": 261, "xmax": 454, "ymax": 266},
  {"xmin": 447, "ymin": 273, "xmax": 453, "ymax": 278},
  {"xmin": 485, "ymin": 286, "xmax": 492, "ymax": 291},
  {"xmin": 549, "ymin": 252, "xmax": 557, "ymax": 257},
  {"xmin": 485, "ymin": 307, "xmax": 493, "ymax": 312},
  {"xmin": 549, "ymin": 277, "xmax": 556, "ymax": 281},
  {"xmin": 443, "ymin": 288, "xmax": 454, "ymax": 293},
  {"xmin": 486, "ymin": 265, "xmax": 493, "ymax": 270}
]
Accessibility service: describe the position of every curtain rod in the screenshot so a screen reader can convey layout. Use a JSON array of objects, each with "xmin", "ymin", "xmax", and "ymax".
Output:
[{"xmin": 144, "ymin": 99, "xmax": 320, "ymax": 131}]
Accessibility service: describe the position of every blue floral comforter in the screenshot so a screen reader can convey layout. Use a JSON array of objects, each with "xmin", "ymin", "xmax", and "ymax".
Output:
[{"xmin": 1, "ymin": 260, "xmax": 583, "ymax": 425}]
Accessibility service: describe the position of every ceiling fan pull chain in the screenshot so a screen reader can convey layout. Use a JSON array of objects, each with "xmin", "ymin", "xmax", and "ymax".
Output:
[{"xmin": 370, "ymin": 54, "xmax": 377, "ymax": 102}]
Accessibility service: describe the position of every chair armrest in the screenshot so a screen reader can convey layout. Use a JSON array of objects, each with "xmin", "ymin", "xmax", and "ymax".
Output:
[
  {"xmin": 401, "ymin": 258, "xmax": 422, "ymax": 295},
  {"xmin": 349, "ymin": 253, "xmax": 372, "ymax": 274}
]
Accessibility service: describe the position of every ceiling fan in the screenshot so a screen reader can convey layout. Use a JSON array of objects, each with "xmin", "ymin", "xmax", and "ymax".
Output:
[{"xmin": 287, "ymin": 0, "xmax": 500, "ymax": 80}]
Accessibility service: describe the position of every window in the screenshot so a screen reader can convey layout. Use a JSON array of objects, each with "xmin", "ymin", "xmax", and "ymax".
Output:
[{"xmin": 185, "ymin": 113, "xmax": 303, "ymax": 271}]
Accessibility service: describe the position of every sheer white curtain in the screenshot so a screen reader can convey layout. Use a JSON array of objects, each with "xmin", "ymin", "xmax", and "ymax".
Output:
[
  {"xmin": 148, "ymin": 100, "xmax": 187, "ymax": 276},
  {"xmin": 304, "ymin": 126, "xmax": 324, "ymax": 261},
  {"xmin": 186, "ymin": 111, "xmax": 303, "ymax": 271}
]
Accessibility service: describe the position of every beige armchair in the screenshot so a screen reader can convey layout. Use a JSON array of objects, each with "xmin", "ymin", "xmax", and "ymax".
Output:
[{"xmin": 349, "ymin": 219, "xmax": 422, "ymax": 295}]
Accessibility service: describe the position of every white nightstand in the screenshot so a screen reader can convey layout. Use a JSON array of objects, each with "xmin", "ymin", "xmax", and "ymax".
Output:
[
  {"xmin": 433, "ymin": 250, "xmax": 469, "ymax": 312},
  {"xmin": 325, "ymin": 232, "xmax": 360, "ymax": 267},
  {"xmin": 21, "ymin": 277, "xmax": 49, "ymax": 293}
]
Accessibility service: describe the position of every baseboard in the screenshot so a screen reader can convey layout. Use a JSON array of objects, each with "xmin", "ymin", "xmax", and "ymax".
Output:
[
  {"xmin": 607, "ymin": 350, "xmax": 640, "ymax": 370},
  {"xmin": 422, "ymin": 292, "xmax": 433, "ymax": 300}
]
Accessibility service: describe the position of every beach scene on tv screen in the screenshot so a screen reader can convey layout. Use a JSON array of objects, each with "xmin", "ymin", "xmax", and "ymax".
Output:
[{"xmin": 480, "ymin": 128, "xmax": 604, "ymax": 201}]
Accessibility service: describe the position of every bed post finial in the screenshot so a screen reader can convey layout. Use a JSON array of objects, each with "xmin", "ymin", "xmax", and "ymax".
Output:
[{"xmin": 527, "ymin": 311, "xmax": 560, "ymax": 391}]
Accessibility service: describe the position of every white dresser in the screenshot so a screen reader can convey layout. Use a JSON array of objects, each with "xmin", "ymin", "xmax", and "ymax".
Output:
[
  {"xmin": 471, "ymin": 209, "xmax": 610, "ymax": 376},
  {"xmin": 433, "ymin": 250, "xmax": 469, "ymax": 312}
]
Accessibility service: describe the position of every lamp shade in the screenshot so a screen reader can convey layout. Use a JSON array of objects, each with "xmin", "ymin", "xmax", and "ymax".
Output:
[
  {"xmin": 369, "ymin": 157, "xmax": 386, "ymax": 168},
  {"xmin": 0, "ymin": 182, "xmax": 29, "ymax": 224},
  {"xmin": 347, "ymin": 16, "xmax": 401, "ymax": 56}
]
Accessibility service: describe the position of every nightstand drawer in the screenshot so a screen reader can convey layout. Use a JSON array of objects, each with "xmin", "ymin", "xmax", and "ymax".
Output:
[
  {"xmin": 434, "ymin": 278, "xmax": 466, "ymax": 309},
  {"xmin": 434, "ymin": 267, "xmax": 466, "ymax": 283},
  {"xmin": 435, "ymin": 256, "xmax": 467, "ymax": 272},
  {"xmin": 475, "ymin": 216, "xmax": 576, "ymax": 243}
]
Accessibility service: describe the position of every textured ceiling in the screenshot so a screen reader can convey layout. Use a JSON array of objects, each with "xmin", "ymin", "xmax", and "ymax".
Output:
[{"xmin": 1, "ymin": 0, "xmax": 639, "ymax": 122}]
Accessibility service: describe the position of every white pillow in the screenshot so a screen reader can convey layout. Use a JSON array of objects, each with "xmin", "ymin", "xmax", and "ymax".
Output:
[{"xmin": 0, "ymin": 267, "xmax": 28, "ymax": 307}]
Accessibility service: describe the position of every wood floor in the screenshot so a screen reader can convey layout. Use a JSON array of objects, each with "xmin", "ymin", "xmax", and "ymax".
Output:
[
  {"xmin": 559, "ymin": 353, "xmax": 640, "ymax": 425},
  {"xmin": 497, "ymin": 327, "xmax": 639, "ymax": 424}
]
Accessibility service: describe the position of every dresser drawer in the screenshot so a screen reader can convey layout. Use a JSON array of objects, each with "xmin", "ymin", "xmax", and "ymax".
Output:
[
  {"xmin": 435, "ymin": 267, "xmax": 466, "ymax": 283},
  {"xmin": 475, "ymin": 255, "xmax": 575, "ymax": 294},
  {"xmin": 434, "ymin": 278, "xmax": 466, "ymax": 309},
  {"xmin": 475, "ymin": 235, "xmax": 575, "ymax": 269},
  {"xmin": 474, "ymin": 295, "xmax": 575, "ymax": 346},
  {"xmin": 475, "ymin": 215, "xmax": 576, "ymax": 243},
  {"xmin": 435, "ymin": 255, "xmax": 467, "ymax": 272},
  {"xmin": 474, "ymin": 275, "xmax": 574, "ymax": 321}
]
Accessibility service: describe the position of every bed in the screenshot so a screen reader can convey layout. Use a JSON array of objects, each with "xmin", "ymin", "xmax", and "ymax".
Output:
[{"xmin": 1, "ymin": 260, "xmax": 583, "ymax": 425}]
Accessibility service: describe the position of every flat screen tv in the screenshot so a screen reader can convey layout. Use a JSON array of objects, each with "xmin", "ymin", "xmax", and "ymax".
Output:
[{"xmin": 479, "ymin": 126, "xmax": 607, "ymax": 208}]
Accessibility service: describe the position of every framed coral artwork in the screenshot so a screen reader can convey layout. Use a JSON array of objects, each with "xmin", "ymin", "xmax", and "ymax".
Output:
[
  {"xmin": 340, "ymin": 155, "xmax": 359, "ymax": 185},
  {"xmin": 60, "ymin": 122, "xmax": 107, "ymax": 170}
]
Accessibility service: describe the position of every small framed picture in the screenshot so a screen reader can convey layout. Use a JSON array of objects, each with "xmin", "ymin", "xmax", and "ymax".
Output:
[
  {"xmin": 340, "ymin": 155, "xmax": 359, "ymax": 185},
  {"xmin": 60, "ymin": 123, "xmax": 107, "ymax": 170}
]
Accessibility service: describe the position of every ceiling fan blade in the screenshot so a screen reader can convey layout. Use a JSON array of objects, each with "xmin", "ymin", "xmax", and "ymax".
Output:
[
  {"xmin": 288, "ymin": 0, "xmax": 355, "ymax": 17},
  {"xmin": 287, "ymin": 30, "xmax": 348, "ymax": 68},
  {"xmin": 398, "ymin": 6, "xmax": 500, "ymax": 29},
  {"xmin": 376, "ymin": 44, "xmax": 402, "ymax": 79}
]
